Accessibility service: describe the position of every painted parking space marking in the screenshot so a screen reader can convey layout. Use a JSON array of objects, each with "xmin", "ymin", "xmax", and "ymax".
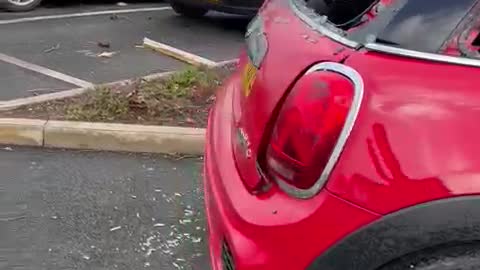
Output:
[
  {"xmin": 143, "ymin": 37, "xmax": 218, "ymax": 67},
  {"xmin": 0, "ymin": 53, "xmax": 93, "ymax": 88},
  {"xmin": 0, "ymin": 6, "xmax": 171, "ymax": 25}
]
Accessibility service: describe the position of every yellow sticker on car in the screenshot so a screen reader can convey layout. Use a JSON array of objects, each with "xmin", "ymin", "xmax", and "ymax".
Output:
[{"xmin": 242, "ymin": 61, "xmax": 257, "ymax": 97}]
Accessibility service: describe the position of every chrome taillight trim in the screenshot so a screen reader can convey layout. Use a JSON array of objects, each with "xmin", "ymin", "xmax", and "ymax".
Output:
[
  {"xmin": 275, "ymin": 62, "xmax": 364, "ymax": 199},
  {"xmin": 365, "ymin": 43, "xmax": 480, "ymax": 68}
]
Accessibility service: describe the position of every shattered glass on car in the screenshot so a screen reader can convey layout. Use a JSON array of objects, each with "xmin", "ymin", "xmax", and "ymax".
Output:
[{"xmin": 293, "ymin": 0, "xmax": 480, "ymax": 54}]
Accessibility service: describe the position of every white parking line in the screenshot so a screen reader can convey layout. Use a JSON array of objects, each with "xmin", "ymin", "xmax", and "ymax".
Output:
[
  {"xmin": 0, "ymin": 53, "xmax": 93, "ymax": 88},
  {"xmin": 143, "ymin": 37, "xmax": 218, "ymax": 68},
  {"xmin": 0, "ymin": 6, "xmax": 171, "ymax": 25}
]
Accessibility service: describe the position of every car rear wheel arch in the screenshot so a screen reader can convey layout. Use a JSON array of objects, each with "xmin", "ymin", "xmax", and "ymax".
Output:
[{"xmin": 307, "ymin": 196, "xmax": 480, "ymax": 270}]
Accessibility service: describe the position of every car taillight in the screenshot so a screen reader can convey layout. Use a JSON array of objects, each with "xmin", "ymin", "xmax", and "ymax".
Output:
[{"xmin": 264, "ymin": 63, "xmax": 362, "ymax": 196}]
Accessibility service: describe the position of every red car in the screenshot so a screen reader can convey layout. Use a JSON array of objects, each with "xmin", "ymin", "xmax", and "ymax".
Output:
[{"xmin": 204, "ymin": 0, "xmax": 480, "ymax": 269}]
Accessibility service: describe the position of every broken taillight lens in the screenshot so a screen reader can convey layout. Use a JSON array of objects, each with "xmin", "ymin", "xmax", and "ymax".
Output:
[{"xmin": 265, "ymin": 69, "xmax": 354, "ymax": 191}]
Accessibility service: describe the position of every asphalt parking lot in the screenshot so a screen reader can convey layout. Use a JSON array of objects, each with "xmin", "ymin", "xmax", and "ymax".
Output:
[
  {"xmin": 0, "ymin": 146, "xmax": 207, "ymax": 270},
  {"xmin": 0, "ymin": 1, "xmax": 249, "ymax": 100},
  {"xmin": 0, "ymin": 3, "xmax": 249, "ymax": 269}
]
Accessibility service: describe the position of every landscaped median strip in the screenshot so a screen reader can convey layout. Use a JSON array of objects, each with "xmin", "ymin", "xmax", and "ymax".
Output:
[
  {"xmin": 0, "ymin": 59, "xmax": 239, "ymax": 154},
  {"xmin": 0, "ymin": 60, "xmax": 237, "ymax": 112},
  {"xmin": 0, "ymin": 118, "xmax": 205, "ymax": 155}
]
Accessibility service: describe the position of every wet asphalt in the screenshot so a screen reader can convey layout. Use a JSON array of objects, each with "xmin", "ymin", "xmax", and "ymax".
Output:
[
  {"xmin": 0, "ymin": 146, "xmax": 209, "ymax": 270},
  {"xmin": 0, "ymin": 10, "xmax": 188, "ymax": 84}
]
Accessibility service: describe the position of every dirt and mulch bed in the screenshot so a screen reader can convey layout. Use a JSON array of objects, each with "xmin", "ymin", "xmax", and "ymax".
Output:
[{"xmin": 0, "ymin": 66, "xmax": 235, "ymax": 128}]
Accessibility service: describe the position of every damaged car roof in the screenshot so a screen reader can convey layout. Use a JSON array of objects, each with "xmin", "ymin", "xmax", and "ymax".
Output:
[{"xmin": 348, "ymin": 0, "xmax": 478, "ymax": 53}]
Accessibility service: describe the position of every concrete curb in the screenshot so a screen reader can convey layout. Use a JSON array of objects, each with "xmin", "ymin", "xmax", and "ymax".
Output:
[
  {"xmin": 0, "ymin": 118, "xmax": 206, "ymax": 155},
  {"xmin": 0, "ymin": 118, "xmax": 45, "ymax": 146}
]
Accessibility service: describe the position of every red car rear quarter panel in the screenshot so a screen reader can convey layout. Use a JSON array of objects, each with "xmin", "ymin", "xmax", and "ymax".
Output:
[
  {"xmin": 206, "ymin": 71, "xmax": 378, "ymax": 270},
  {"xmin": 327, "ymin": 51, "xmax": 480, "ymax": 214}
]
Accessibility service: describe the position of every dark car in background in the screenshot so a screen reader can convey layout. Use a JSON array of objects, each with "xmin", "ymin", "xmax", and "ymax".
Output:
[
  {"xmin": 1, "ymin": 0, "xmax": 42, "ymax": 11},
  {"xmin": 169, "ymin": 0, "xmax": 261, "ymax": 17}
]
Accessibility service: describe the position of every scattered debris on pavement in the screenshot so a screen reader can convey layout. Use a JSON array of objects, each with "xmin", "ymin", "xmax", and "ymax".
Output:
[
  {"xmin": 110, "ymin": 226, "xmax": 122, "ymax": 232},
  {"xmin": 97, "ymin": 51, "xmax": 118, "ymax": 58},
  {"xmin": 109, "ymin": 14, "xmax": 133, "ymax": 22},
  {"xmin": 76, "ymin": 49, "xmax": 97, "ymax": 58},
  {"xmin": 43, "ymin": 43, "xmax": 60, "ymax": 53}
]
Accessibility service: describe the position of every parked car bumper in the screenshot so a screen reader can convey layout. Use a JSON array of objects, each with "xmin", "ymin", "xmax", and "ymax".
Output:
[{"xmin": 203, "ymin": 69, "xmax": 380, "ymax": 270}]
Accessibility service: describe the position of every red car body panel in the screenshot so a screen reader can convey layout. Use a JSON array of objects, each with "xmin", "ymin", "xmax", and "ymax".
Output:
[
  {"xmin": 204, "ymin": 0, "xmax": 480, "ymax": 269},
  {"xmin": 204, "ymin": 71, "xmax": 379, "ymax": 270},
  {"xmin": 327, "ymin": 52, "xmax": 480, "ymax": 214}
]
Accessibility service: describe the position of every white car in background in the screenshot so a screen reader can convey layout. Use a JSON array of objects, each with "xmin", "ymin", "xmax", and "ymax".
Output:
[{"xmin": 1, "ymin": 0, "xmax": 42, "ymax": 11}]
